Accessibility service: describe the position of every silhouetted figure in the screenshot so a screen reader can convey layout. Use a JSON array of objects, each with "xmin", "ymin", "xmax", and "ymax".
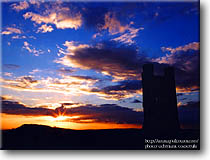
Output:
[{"xmin": 142, "ymin": 64, "xmax": 180, "ymax": 136}]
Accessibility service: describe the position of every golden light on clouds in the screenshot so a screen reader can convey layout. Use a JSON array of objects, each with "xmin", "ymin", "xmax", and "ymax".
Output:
[
  {"xmin": 11, "ymin": 1, "xmax": 29, "ymax": 11},
  {"xmin": 1, "ymin": 27, "xmax": 22, "ymax": 35},
  {"xmin": 23, "ymin": 6, "xmax": 82, "ymax": 30},
  {"xmin": 176, "ymin": 86, "xmax": 199, "ymax": 93},
  {"xmin": 0, "ymin": 74, "xmax": 99, "ymax": 98},
  {"xmin": 102, "ymin": 12, "xmax": 129, "ymax": 35},
  {"xmin": 1, "ymin": 113, "xmax": 141, "ymax": 130}
]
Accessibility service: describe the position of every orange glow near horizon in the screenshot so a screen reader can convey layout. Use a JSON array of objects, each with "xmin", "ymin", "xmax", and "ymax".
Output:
[
  {"xmin": 0, "ymin": 113, "xmax": 142, "ymax": 130},
  {"xmin": 176, "ymin": 86, "xmax": 199, "ymax": 93}
]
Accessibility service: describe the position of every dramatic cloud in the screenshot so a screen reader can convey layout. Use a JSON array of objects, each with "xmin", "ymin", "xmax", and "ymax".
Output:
[
  {"xmin": 1, "ymin": 99, "xmax": 199, "ymax": 127},
  {"xmin": 55, "ymin": 41, "xmax": 148, "ymax": 81},
  {"xmin": 54, "ymin": 40, "xmax": 199, "ymax": 99},
  {"xmin": 37, "ymin": 24, "xmax": 54, "ymax": 33},
  {"xmin": 11, "ymin": 1, "xmax": 29, "ymax": 12},
  {"xmin": 66, "ymin": 104, "xmax": 143, "ymax": 124},
  {"xmin": 1, "ymin": 100, "xmax": 144, "ymax": 125},
  {"xmin": 95, "ymin": 11, "xmax": 144, "ymax": 45},
  {"xmin": 102, "ymin": 12, "xmax": 130, "ymax": 35},
  {"xmin": 63, "ymin": 41, "xmax": 89, "ymax": 54},
  {"xmin": 1, "ymin": 27, "xmax": 22, "ymax": 35},
  {"xmin": 2, "ymin": 100, "xmax": 53, "ymax": 116},
  {"xmin": 23, "ymin": 5, "xmax": 82, "ymax": 30},
  {"xmin": 153, "ymin": 42, "xmax": 200, "ymax": 90},
  {"xmin": 81, "ymin": 7, "xmax": 144, "ymax": 44}
]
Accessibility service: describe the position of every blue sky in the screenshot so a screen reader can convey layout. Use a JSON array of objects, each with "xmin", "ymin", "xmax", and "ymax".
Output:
[{"xmin": 1, "ymin": 0, "xmax": 200, "ymax": 129}]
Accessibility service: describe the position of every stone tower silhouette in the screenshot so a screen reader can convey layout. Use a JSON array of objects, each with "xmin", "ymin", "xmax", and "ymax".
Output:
[{"xmin": 142, "ymin": 64, "xmax": 180, "ymax": 135}]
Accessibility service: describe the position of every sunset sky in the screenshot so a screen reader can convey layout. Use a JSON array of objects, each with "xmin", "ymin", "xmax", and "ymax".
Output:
[{"xmin": 1, "ymin": 0, "xmax": 199, "ymax": 130}]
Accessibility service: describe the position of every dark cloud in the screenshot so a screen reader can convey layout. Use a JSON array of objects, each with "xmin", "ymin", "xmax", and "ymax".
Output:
[
  {"xmin": 101, "ymin": 80, "xmax": 141, "ymax": 92},
  {"xmin": 71, "ymin": 75, "xmax": 99, "ymax": 81},
  {"xmin": 3, "ymin": 64, "xmax": 20, "ymax": 69},
  {"xmin": 62, "ymin": 41, "xmax": 149, "ymax": 80},
  {"xmin": 61, "ymin": 102, "xmax": 80, "ymax": 106},
  {"xmin": 83, "ymin": 51, "xmax": 197, "ymax": 98},
  {"xmin": 2, "ymin": 99, "xmax": 199, "ymax": 128},
  {"xmin": 1, "ymin": 96, "xmax": 6, "ymax": 101},
  {"xmin": 20, "ymin": 76, "xmax": 38, "ymax": 84},
  {"xmin": 65, "ymin": 104, "xmax": 143, "ymax": 124},
  {"xmin": 90, "ymin": 80, "xmax": 142, "ymax": 100},
  {"xmin": 1, "ymin": 100, "xmax": 143, "ymax": 125},
  {"xmin": 2, "ymin": 100, "xmax": 53, "ymax": 116}
]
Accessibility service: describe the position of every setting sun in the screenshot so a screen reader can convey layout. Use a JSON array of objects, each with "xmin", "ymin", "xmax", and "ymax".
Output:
[{"xmin": 52, "ymin": 116, "xmax": 68, "ymax": 121}]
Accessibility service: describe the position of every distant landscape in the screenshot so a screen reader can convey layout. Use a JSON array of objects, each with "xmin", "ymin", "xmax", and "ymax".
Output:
[{"xmin": 1, "ymin": 124, "xmax": 200, "ymax": 150}]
